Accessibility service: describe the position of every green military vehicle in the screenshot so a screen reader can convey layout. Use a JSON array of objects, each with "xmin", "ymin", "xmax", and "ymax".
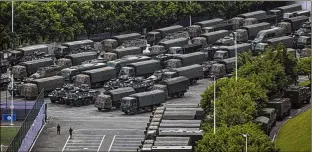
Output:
[
  {"xmin": 266, "ymin": 98, "xmax": 291, "ymax": 120},
  {"xmin": 120, "ymin": 90, "xmax": 166, "ymax": 115},
  {"xmin": 284, "ymin": 85, "xmax": 311, "ymax": 108},
  {"xmin": 254, "ymin": 116, "xmax": 271, "ymax": 135},
  {"xmin": 262, "ymin": 108, "xmax": 277, "ymax": 127}
]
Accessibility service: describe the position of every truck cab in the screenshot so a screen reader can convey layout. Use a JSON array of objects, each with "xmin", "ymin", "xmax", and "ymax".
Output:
[
  {"xmin": 296, "ymin": 35, "xmax": 311, "ymax": 49},
  {"xmin": 54, "ymin": 45, "xmax": 69, "ymax": 58},
  {"xmin": 119, "ymin": 66, "xmax": 135, "ymax": 79},
  {"xmin": 162, "ymin": 71, "xmax": 178, "ymax": 80},
  {"xmin": 213, "ymin": 50, "xmax": 230, "ymax": 60},
  {"xmin": 263, "ymin": 108, "xmax": 277, "ymax": 127},
  {"xmin": 283, "ymin": 12, "xmax": 295, "ymax": 19},
  {"xmin": 146, "ymin": 32, "xmax": 162, "ymax": 45},
  {"xmin": 120, "ymin": 97, "xmax": 137, "ymax": 114},
  {"xmin": 253, "ymin": 42, "xmax": 269, "ymax": 53},
  {"xmin": 198, "ymin": 47, "xmax": 216, "ymax": 61}
]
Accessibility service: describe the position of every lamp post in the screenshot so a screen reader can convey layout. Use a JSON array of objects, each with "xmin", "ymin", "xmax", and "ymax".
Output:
[
  {"xmin": 213, "ymin": 75, "xmax": 216, "ymax": 134},
  {"xmin": 189, "ymin": 1, "xmax": 192, "ymax": 26},
  {"xmin": 242, "ymin": 134, "xmax": 248, "ymax": 152},
  {"xmin": 232, "ymin": 32, "xmax": 238, "ymax": 81},
  {"xmin": 10, "ymin": 74, "xmax": 14, "ymax": 126}
]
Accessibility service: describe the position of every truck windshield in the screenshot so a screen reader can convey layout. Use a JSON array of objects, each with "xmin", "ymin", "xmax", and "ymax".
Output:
[
  {"xmin": 213, "ymin": 52, "xmax": 224, "ymax": 59},
  {"xmin": 121, "ymin": 100, "xmax": 131, "ymax": 106},
  {"xmin": 162, "ymin": 74, "xmax": 172, "ymax": 80},
  {"xmin": 119, "ymin": 68, "xmax": 129, "ymax": 76},
  {"xmin": 60, "ymin": 70, "xmax": 72, "ymax": 78},
  {"xmin": 255, "ymin": 44, "xmax": 266, "ymax": 51}
]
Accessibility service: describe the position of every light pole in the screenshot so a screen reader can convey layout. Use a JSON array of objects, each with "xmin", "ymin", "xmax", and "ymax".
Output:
[
  {"xmin": 213, "ymin": 75, "xmax": 216, "ymax": 134},
  {"xmin": 189, "ymin": 1, "xmax": 192, "ymax": 26},
  {"xmin": 12, "ymin": 1, "xmax": 13, "ymax": 33},
  {"xmin": 10, "ymin": 74, "xmax": 14, "ymax": 126},
  {"xmin": 242, "ymin": 134, "xmax": 248, "ymax": 152},
  {"xmin": 233, "ymin": 32, "xmax": 238, "ymax": 81}
]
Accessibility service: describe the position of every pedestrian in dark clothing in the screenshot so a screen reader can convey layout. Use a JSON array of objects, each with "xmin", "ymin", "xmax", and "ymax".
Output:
[
  {"xmin": 57, "ymin": 124, "xmax": 60, "ymax": 135},
  {"xmin": 69, "ymin": 127, "xmax": 73, "ymax": 139}
]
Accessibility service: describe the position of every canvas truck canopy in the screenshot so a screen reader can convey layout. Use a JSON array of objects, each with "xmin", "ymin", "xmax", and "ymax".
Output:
[
  {"xmin": 112, "ymin": 33, "xmax": 141, "ymax": 44},
  {"xmin": 254, "ymin": 116, "xmax": 270, "ymax": 124},
  {"xmin": 111, "ymin": 47, "xmax": 142, "ymax": 58},
  {"xmin": 174, "ymin": 64, "xmax": 203, "ymax": 80},
  {"xmin": 128, "ymin": 59, "xmax": 161, "ymax": 76},
  {"xmin": 194, "ymin": 18, "xmax": 224, "ymax": 28},
  {"xmin": 17, "ymin": 44, "xmax": 49, "ymax": 56},
  {"xmin": 130, "ymin": 90, "xmax": 166, "ymax": 107},
  {"xmin": 242, "ymin": 22, "xmax": 271, "ymax": 38},
  {"xmin": 20, "ymin": 58, "xmax": 54, "ymax": 76},
  {"xmin": 238, "ymin": 10, "xmax": 267, "ymax": 19},
  {"xmin": 200, "ymin": 30, "xmax": 230, "ymax": 44},
  {"xmin": 65, "ymin": 52, "xmax": 97, "ymax": 66},
  {"xmin": 155, "ymin": 25, "xmax": 184, "ymax": 37},
  {"xmin": 81, "ymin": 67, "xmax": 116, "ymax": 83},
  {"xmin": 283, "ymin": 16, "xmax": 309, "ymax": 31},
  {"xmin": 275, "ymin": 4, "xmax": 302, "ymax": 14},
  {"xmin": 158, "ymin": 38, "xmax": 189, "ymax": 49},
  {"xmin": 62, "ymin": 39, "xmax": 94, "ymax": 50},
  {"xmin": 106, "ymin": 87, "xmax": 135, "ymax": 101},
  {"xmin": 159, "ymin": 76, "xmax": 189, "ymax": 95},
  {"xmin": 31, "ymin": 75, "xmax": 65, "ymax": 93},
  {"xmin": 257, "ymin": 15, "xmax": 278, "ymax": 24},
  {"xmin": 174, "ymin": 52, "xmax": 206, "ymax": 66},
  {"xmin": 264, "ymin": 36, "xmax": 294, "ymax": 48}
]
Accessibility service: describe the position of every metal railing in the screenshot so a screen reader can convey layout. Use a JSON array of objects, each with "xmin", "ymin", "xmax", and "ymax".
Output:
[{"xmin": 6, "ymin": 89, "xmax": 44, "ymax": 152}]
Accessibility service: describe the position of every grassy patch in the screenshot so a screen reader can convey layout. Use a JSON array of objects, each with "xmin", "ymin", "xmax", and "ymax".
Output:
[
  {"xmin": 298, "ymin": 80, "xmax": 310, "ymax": 87},
  {"xmin": 276, "ymin": 108, "xmax": 311, "ymax": 152},
  {"xmin": 1, "ymin": 127, "xmax": 19, "ymax": 145}
]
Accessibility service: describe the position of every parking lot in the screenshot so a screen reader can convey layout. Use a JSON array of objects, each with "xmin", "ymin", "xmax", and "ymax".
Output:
[{"xmin": 28, "ymin": 78, "xmax": 212, "ymax": 152}]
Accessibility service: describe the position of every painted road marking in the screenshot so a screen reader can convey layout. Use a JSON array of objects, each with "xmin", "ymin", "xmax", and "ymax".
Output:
[
  {"xmin": 108, "ymin": 135, "xmax": 144, "ymax": 152},
  {"xmin": 62, "ymin": 134, "xmax": 105, "ymax": 152}
]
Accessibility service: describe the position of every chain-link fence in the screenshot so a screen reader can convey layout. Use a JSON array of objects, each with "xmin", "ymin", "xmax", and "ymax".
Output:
[{"xmin": 6, "ymin": 89, "xmax": 45, "ymax": 152}]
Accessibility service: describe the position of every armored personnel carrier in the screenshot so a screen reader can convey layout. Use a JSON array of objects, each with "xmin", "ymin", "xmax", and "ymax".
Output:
[
  {"xmin": 62, "ymin": 88, "xmax": 100, "ymax": 107},
  {"xmin": 49, "ymin": 84, "xmax": 77, "ymax": 104}
]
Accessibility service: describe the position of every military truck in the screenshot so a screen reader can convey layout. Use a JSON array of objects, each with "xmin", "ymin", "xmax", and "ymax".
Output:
[
  {"xmin": 95, "ymin": 87, "xmax": 135, "ymax": 111},
  {"xmin": 157, "ymin": 76, "xmax": 189, "ymax": 98},
  {"xmin": 267, "ymin": 98, "xmax": 291, "ymax": 120},
  {"xmin": 22, "ymin": 75, "xmax": 65, "ymax": 99},
  {"xmin": 202, "ymin": 22, "xmax": 234, "ymax": 33},
  {"xmin": 162, "ymin": 64, "xmax": 203, "ymax": 85},
  {"xmin": 167, "ymin": 44, "xmax": 202, "ymax": 54},
  {"xmin": 111, "ymin": 47, "xmax": 143, "ymax": 59},
  {"xmin": 210, "ymin": 57, "xmax": 235, "ymax": 78},
  {"xmin": 200, "ymin": 30, "xmax": 230, "ymax": 45},
  {"xmin": 165, "ymin": 52, "xmax": 206, "ymax": 68},
  {"xmin": 118, "ymin": 60, "xmax": 161, "ymax": 79},
  {"xmin": 146, "ymin": 25, "xmax": 184, "ymax": 45},
  {"xmin": 8, "ymin": 44, "xmax": 49, "ymax": 65},
  {"xmin": 60, "ymin": 63, "xmax": 107, "ymax": 82},
  {"xmin": 104, "ymin": 77, "xmax": 154, "ymax": 93},
  {"xmin": 284, "ymin": 85, "xmax": 311, "ymax": 107},
  {"xmin": 77, "ymin": 67, "xmax": 116, "ymax": 88},
  {"xmin": 234, "ymin": 22, "xmax": 271, "ymax": 43},
  {"xmin": 254, "ymin": 116, "xmax": 271, "ymax": 135},
  {"xmin": 12, "ymin": 58, "xmax": 54, "ymax": 81},
  {"xmin": 54, "ymin": 40, "xmax": 94, "ymax": 58},
  {"xmin": 213, "ymin": 43, "xmax": 251, "ymax": 60},
  {"xmin": 254, "ymin": 36, "xmax": 294, "ymax": 53},
  {"xmin": 275, "ymin": 4, "xmax": 302, "ymax": 15},
  {"xmin": 111, "ymin": 33, "xmax": 142, "ymax": 46},
  {"xmin": 278, "ymin": 16, "xmax": 309, "ymax": 34},
  {"xmin": 251, "ymin": 27, "xmax": 285, "ymax": 51},
  {"xmin": 194, "ymin": 18, "xmax": 224, "ymax": 29},
  {"xmin": 237, "ymin": 10, "xmax": 267, "ymax": 19},
  {"xmin": 0, "ymin": 76, "xmax": 10, "ymax": 90},
  {"xmin": 262, "ymin": 108, "xmax": 277, "ymax": 127},
  {"xmin": 158, "ymin": 38, "xmax": 189, "ymax": 50},
  {"xmin": 64, "ymin": 52, "xmax": 98, "ymax": 66},
  {"xmin": 107, "ymin": 55, "xmax": 151, "ymax": 75},
  {"xmin": 296, "ymin": 35, "xmax": 311, "ymax": 49},
  {"xmin": 120, "ymin": 90, "xmax": 166, "ymax": 115}
]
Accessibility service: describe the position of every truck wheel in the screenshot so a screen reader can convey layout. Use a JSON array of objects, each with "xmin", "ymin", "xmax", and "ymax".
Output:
[
  {"xmin": 98, "ymin": 108, "xmax": 102, "ymax": 111},
  {"xmin": 177, "ymin": 92, "xmax": 184, "ymax": 98},
  {"xmin": 287, "ymin": 109, "xmax": 291, "ymax": 116},
  {"xmin": 76, "ymin": 100, "xmax": 81, "ymax": 107},
  {"xmin": 51, "ymin": 99, "xmax": 56, "ymax": 103},
  {"xmin": 191, "ymin": 79, "xmax": 197, "ymax": 85}
]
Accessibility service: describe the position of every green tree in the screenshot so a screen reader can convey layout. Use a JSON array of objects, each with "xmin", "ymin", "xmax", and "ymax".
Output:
[
  {"xmin": 296, "ymin": 57, "xmax": 311, "ymax": 81},
  {"xmin": 196, "ymin": 123, "xmax": 276, "ymax": 152}
]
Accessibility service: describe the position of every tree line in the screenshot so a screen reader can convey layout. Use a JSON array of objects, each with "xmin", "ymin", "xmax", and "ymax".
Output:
[
  {"xmin": 197, "ymin": 44, "xmax": 311, "ymax": 152},
  {"xmin": 0, "ymin": 1, "xmax": 286, "ymax": 50}
]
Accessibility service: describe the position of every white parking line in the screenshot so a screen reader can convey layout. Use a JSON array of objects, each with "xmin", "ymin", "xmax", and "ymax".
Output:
[
  {"xmin": 61, "ymin": 136, "xmax": 70, "ymax": 152},
  {"xmin": 97, "ymin": 135, "xmax": 105, "ymax": 152},
  {"xmin": 108, "ymin": 135, "xmax": 116, "ymax": 152}
]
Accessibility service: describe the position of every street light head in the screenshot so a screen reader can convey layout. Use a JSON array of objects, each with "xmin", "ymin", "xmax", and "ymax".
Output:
[{"xmin": 242, "ymin": 134, "xmax": 248, "ymax": 137}]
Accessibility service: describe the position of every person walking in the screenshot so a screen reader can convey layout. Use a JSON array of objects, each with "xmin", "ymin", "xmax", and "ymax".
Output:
[
  {"xmin": 57, "ymin": 124, "xmax": 60, "ymax": 135},
  {"xmin": 69, "ymin": 127, "xmax": 73, "ymax": 139}
]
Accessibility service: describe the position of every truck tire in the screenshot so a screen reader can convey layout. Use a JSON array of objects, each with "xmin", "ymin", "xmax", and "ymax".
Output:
[
  {"xmin": 177, "ymin": 92, "xmax": 184, "ymax": 98},
  {"xmin": 76, "ymin": 100, "xmax": 81, "ymax": 107},
  {"xmin": 287, "ymin": 109, "xmax": 291, "ymax": 116},
  {"xmin": 51, "ymin": 99, "xmax": 56, "ymax": 103},
  {"xmin": 191, "ymin": 79, "xmax": 197, "ymax": 85},
  {"xmin": 98, "ymin": 108, "xmax": 102, "ymax": 111}
]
